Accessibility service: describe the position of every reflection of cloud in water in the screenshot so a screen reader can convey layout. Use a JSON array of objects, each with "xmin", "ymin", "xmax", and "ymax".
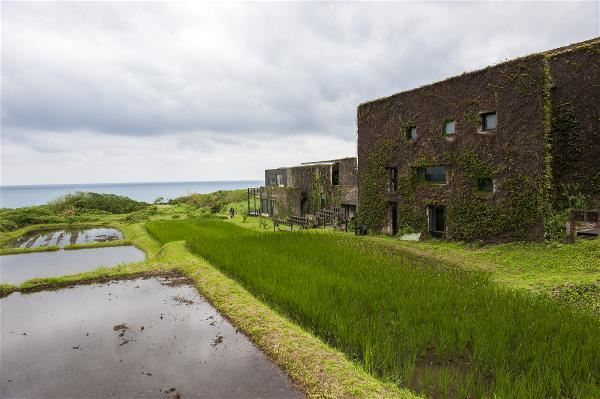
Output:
[
  {"xmin": 0, "ymin": 246, "xmax": 145, "ymax": 285},
  {"xmin": 1, "ymin": 277, "xmax": 300, "ymax": 398},
  {"xmin": 9, "ymin": 227, "xmax": 123, "ymax": 248}
]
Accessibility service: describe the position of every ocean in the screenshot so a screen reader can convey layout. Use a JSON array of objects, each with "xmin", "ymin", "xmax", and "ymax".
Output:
[{"xmin": 0, "ymin": 180, "xmax": 263, "ymax": 208}]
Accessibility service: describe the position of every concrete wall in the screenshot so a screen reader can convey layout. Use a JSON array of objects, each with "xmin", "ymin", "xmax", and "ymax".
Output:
[{"xmin": 260, "ymin": 158, "xmax": 358, "ymax": 217}]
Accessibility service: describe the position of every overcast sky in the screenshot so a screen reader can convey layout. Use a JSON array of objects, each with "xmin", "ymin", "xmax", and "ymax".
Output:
[{"xmin": 1, "ymin": 1, "xmax": 598, "ymax": 185}]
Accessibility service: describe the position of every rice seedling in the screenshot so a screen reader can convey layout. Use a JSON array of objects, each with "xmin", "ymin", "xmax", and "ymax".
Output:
[{"xmin": 147, "ymin": 219, "xmax": 600, "ymax": 398}]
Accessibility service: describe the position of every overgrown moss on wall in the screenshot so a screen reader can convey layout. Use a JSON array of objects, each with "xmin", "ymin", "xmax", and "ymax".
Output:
[
  {"xmin": 447, "ymin": 175, "xmax": 544, "ymax": 241},
  {"xmin": 546, "ymin": 39, "xmax": 600, "ymax": 210},
  {"xmin": 443, "ymin": 149, "xmax": 545, "ymax": 241},
  {"xmin": 542, "ymin": 59, "xmax": 555, "ymax": 225},
  {"xmin": 358, "ymin": 134, "xmax": 547, "ymax": 241},
  {"xmin": 357, "ymin": 141, "xmax": 392, "ymax": 230}
]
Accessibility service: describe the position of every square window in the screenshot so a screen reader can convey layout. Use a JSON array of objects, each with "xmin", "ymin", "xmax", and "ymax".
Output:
[
  {"xmin": 477, "ymin": 177, "xmax": 494, "ymax": 193},
  {"xmin": 417, "ymin": 166, "xmax": 447, "ymax": 184},
  {"xmin": 481, "ymin": 112, "xmax": 497, "ymax": 131},
  {"xmin": 406, "ymin": 126, "xmax": 417, "ymax": 140},
  {"xmin": 444, "ymin": 120, "xmax": 456, "ymax": 135}
]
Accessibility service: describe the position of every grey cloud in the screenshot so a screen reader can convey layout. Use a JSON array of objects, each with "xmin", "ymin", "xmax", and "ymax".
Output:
[{"xmin": 1, "ymin": 1, "xmax": 598, "ymax": 146}]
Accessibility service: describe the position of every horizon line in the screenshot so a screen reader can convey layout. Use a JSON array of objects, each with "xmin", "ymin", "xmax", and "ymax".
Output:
[{"xmin": 0, "ymin": 179, "xmax": 263, "ymax": 189}]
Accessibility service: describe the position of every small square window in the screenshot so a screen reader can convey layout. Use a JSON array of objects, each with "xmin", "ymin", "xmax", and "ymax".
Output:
[
  {"xmin": 477, "ymin": 177, "xmax": 494, "ymax": 193},
  {"xmin": 481, "ymin": 112, "xmax": 497, "ymax": 131},
  {"xmin": 406, "ymin": 126, "xmax": 417, "ymax": 140},
  {"xmin": 444, "ymin": 120, "xmax": 456, "ymax": 135}
]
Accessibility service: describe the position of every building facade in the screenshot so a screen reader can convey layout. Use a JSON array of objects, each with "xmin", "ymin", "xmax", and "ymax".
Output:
[
  {"xmin": 254, "ymin": 157, "xmax": 358, "ymax": 221},
  {"xmin": 357, "ymin": 38, "xmax": 599, "ymax": 241}
]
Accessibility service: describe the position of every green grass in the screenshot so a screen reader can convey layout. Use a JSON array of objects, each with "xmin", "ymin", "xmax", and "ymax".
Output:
[
  {"xmin": 63, "ymin": 239, "xmax": 131, "ymax": 250},
  {"xmin": 0, "ymin": 283, "xmax": 18, "ymax": 297},
  {"xmin": 170, "ymin": 189, "xmax": 247, "ymax": 212},
  {"xmin": 370, "ymin": 238, "xmax": 600, "ymax": 290},
  {"xmin": 0, "ymin": 245, "xmax": 60, "ymax": 255},
  {"xmin": 147, "ymin": 218, "xmax": 600, "ymax": 398},
  {"xmin": 362, "ymin": 236, "xmax": 600, "ymax": 316}
]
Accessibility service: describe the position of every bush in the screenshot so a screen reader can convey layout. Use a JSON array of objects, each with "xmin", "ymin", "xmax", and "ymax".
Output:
[
  {"xmin": 258, "ymin": 216, "xmax": 269, "ymax": 229},
  {"xmin": 545, "ymin": 210, "xmax": 569, "ymax": 241},
  {"xmin": 170, "ymin": 189, "xmax": 246, "ymax": 213},
  {"xmin": 121, "ymin": 206, "xmax": 158, "ymax": 223},
  {"xmin": 48, "ymin": 192, "xmax": 148, "ymax": 214},
  {"xmin": 0, "ymin": 192, "xmax": 149, "ymax": 232},
  {"xmin": 0, "ymin": 206, "xmax": 63, "ymax": 232}
]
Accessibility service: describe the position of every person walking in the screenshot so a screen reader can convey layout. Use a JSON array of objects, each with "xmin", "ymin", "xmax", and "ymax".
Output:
[{"xmin": 229, "ymin": 207, "xmax": 235, "ymax": 219}]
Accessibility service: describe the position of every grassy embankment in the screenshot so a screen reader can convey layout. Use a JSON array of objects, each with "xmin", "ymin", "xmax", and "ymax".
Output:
[
  {"xmin": 0, "ymin": 195, "xmax": 410, "ymax": 398},
  {"xmin": 147, "ymin": 218, "xmax": 600, "ymax": 398}
]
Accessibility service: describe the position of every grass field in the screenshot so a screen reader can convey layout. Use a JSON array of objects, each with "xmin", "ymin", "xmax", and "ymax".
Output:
[{"xmin": 147, "ymin": 218, "xmax": 600, "ymax": 398}]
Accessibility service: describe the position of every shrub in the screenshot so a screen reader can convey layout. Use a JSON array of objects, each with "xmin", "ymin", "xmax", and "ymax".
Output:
[
  {"xmin": 258, "ymin": 216, "xmax": 269, "ymax": 229},
  {"xmin": 170, "ymin": 189, "xmax": 246, "ymax": 213},
  {"xmin": 0, "ymin": 192, "xmax": 149, "ymax": 232},
  {"xmin": 121, "ymin": 206, "xmax": 158, "ymax": 223},
  {"xmin": 545, "ymin": 209, "xmax": 569, "ymax": 241},
  {"xmin": 48, "ymin": 192, "xmax": 148, "ymax": 214}
]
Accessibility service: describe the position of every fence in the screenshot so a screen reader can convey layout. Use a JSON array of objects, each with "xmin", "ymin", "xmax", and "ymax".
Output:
[
  {"xmin": 247, "ymin": 187, "xmax": 261, "ymax": 216},
  {"xmin": 569, "ymin": 209, "xmax": 600, "ymax": 243}
]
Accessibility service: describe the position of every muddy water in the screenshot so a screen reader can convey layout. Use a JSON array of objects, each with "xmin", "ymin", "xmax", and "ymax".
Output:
[
  {"xmin": 0, "ymin": 246, "xmax": 145, "ymax": 285},
  {"xmin": 7, "ymin": 227, "xmax": 123, "ymax": 248},
  {"xmin": 1, "ymin": 277, "xmax": 300, "ymax": 398}
]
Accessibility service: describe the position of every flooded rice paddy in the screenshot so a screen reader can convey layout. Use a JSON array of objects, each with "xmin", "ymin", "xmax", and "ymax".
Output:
[
  {"xmin": 0, "ymin": 246, "xmax": 145, "ymax": 285},
  {"xmin": 6, "ymin": 227, "xmax": 123, "ymax": 248},
  {"xmin": 1, "ymin": 276, "xmax": 300, "ymax": 398}
]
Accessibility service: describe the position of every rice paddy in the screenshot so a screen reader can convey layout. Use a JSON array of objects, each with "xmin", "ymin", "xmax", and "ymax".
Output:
[{"xmin": 146, "ymin": 218, "xmax": 600, "ymax": 398}]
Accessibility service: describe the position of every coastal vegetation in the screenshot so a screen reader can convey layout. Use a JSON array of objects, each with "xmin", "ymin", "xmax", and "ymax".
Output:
[
  {"xmin": 147, "ymin": 218, "xmax": 600, "ymax": 398},
  {"xmin": 0, "ymin": 192, "xmax": 148, "ymax": 232},
  {"xmin": 169, "ymin": 189, "xmax": 246, "ymax": 213}
]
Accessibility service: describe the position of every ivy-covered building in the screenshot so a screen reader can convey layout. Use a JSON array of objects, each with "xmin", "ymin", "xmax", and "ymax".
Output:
[
  {"xmin": 357, "ymin": 38, "xmax": 599, "ymax": 241},
  {"xmin": 255, "ymin": 157, "xmax": 358, "ymax": 221}
]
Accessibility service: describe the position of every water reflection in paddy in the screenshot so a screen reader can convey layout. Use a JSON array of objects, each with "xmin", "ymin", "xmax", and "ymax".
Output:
[
  {"xmin": 7, "ymin": 227, "xmax": 123, "ymax": 248},
  {"xmin": 0, "ymin": 246, "xmax": 145, "ymax": 285},
  {"xmin": 1, "ymin": 277, "xmax": 300, "ymax": 398}
]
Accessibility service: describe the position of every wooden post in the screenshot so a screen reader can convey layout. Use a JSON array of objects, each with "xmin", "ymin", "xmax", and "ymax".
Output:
[
  {"xmin": 247, "ymin": 188, "xmax": 251, "ymax": 216},
  {"xmin": 569, "ymin": 209, "xmax": 576, "ymax": 244}
]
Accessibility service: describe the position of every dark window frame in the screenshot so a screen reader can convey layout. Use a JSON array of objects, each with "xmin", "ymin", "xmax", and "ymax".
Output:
[
  {"xmin": 405, "ymin": 125, "xmax": 417, "ymax": 140},
  {"xmin": 385, "ymin": 167, "xmax": 398, "ymax": 192},
  {"xmin": 480, "ymin": 112, "xmax": 497, "ymax": 132},
  {"xmin": 332, "ymin": 162, "xmax": 340, "ymax": 186},
  {"xmin": 477, "ymin": 177, "xmax": 494, "ymax": 193},
  {"xmin": 416, "ymin": 165, "xmax": 447, "ymax": 184}
]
